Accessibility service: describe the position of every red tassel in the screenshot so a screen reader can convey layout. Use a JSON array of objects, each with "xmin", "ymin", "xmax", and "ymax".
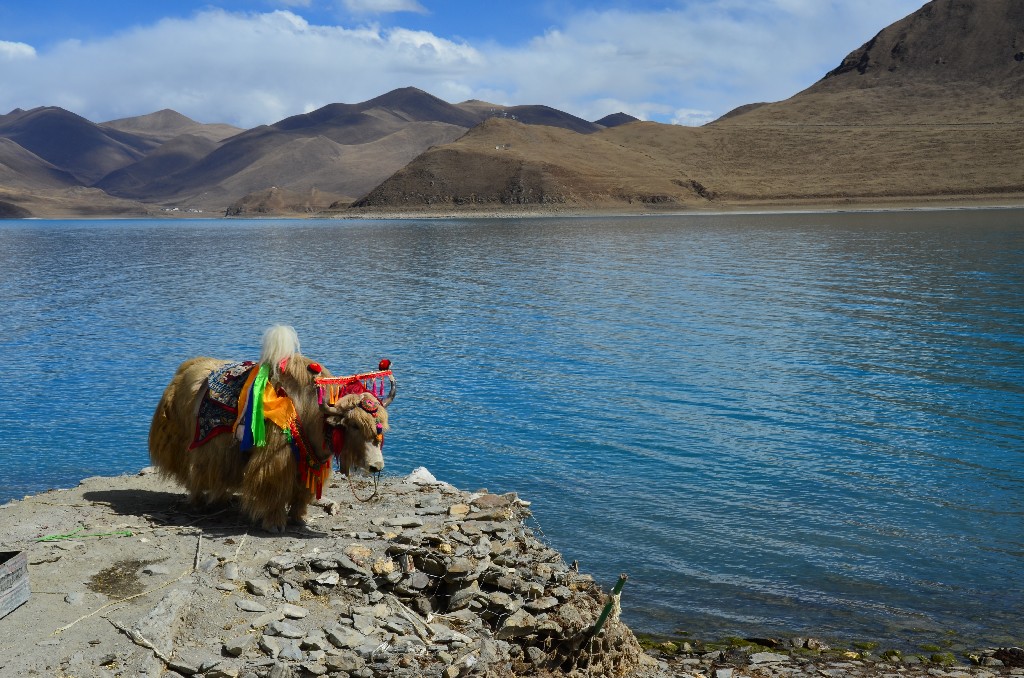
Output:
[{"xmin": 332, "ymin": 427, "xmax": 345, "ymax": 460}]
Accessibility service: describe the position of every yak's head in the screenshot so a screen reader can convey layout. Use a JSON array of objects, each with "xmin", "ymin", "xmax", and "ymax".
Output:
[{"xmin": 320, "ymin": 386, "xmax": 393, "ymax": 475}]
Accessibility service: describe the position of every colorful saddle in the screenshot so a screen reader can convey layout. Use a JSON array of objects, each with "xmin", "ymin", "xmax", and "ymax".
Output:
[{"xmin": 190, "ymin": 361, "xmax": 255, "ymax": 449}]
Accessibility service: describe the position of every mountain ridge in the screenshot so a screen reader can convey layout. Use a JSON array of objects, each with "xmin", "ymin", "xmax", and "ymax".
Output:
[
  {"xmin": 355, "ymin": 0, "xmax": 1024, "ymax": 211},
  {"xmin": 2, "ymin": 0, "xmax": 1023, "ymax": 217}
]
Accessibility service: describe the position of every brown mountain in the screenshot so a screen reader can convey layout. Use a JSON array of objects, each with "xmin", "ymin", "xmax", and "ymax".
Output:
[
  {"xmin": 101, "ymin": 87, "xmax": 613, "ymax": 211},
  {"xmin": 357, "ymin": 0, "xmax": 1024, "ymax": 211},
  {"xmin": 0, "ymin": 138, "xmax": 79, "ymax": 190},
  {"xmin": 101, "ymin": 109, "xmax": 242, "ymax": 143},
  {"xmin": 94, "ymin": 134, "xmax": 223, "ymax": 197},
  {"xmin": 354, "ymin": 117, "xmax": 711, "ymax": 208},
  {"xmin": 0, "ymin": 107, "xmax": 155, "ymax": 184},
  {"xmin": 456, "ymin": 100, "xmax": 603, "ymax": 133},
  {"xmin": 0, "ymin": 108, "xmax": 241, "ymax": 216},
  {"xmin": 718, "ymin": 0, "xmax": 1024, "ymax": 125},
  {"xmin": 114, "ymin": 88, "xmax": 476, "ymax": 207},
  {"xmin": 594, "ymin": 112, "xmax": 640, "ymax": 128}
]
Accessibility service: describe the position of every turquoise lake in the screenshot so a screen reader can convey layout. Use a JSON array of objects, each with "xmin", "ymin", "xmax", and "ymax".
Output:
[{"xmin": 0, "ymin": 210, "xmax": 1021, "ymax": 650}]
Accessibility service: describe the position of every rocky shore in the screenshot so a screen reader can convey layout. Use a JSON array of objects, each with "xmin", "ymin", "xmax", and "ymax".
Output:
[
  {"xmin": 0, "ymin": 468, "xmax": 1020, "ymax": 678},
  {"xmin": 640, "ymin": 638, "xmax": 1024, "ymax": 678}
]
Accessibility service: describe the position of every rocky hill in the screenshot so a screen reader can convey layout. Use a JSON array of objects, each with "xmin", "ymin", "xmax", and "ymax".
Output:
[
  {"xmin": 823, "ymin": 0, "xmax": 1024, "ymax": 87},
  {"xmin": 353, "ymin": 118, "xmax": 711, "ymax": 209},
  {"xmin": 716, "ymin": 0, "xmax": 1024, "ymax": 126}
]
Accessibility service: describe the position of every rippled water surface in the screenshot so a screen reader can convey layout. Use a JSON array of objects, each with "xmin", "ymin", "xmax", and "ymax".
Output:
[{"xmin": 1, "ymin": 210, "xmax": 1022, "ymax": 649}]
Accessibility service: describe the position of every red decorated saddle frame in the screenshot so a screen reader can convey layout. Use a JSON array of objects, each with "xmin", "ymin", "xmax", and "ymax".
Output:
[{"xmin": 315, "ymin": 369, "xmax": 394, "ymax": 406}]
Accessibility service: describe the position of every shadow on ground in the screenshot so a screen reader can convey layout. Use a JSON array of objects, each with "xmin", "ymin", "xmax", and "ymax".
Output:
[{"xmin": 81, "ymin": 488, "xmax": 331, "ymax": 540}]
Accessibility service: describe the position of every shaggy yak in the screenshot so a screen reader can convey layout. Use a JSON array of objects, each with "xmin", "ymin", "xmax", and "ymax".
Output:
[{"xmin": 149, "ymin": 325, "xmax": 394, "ymax": 531}]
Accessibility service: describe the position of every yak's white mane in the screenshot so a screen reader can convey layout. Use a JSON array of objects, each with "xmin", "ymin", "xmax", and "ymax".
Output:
[{"xmin": 260, "ymin": 325, "xmax": 301, "ymax": 374}]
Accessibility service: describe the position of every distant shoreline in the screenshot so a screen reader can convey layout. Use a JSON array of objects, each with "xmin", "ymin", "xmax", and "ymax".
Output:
[
  {"xmin": 5, "ymin": 195, "xmax": 1024, "ymax": 221},
  {"xmin": 328, "ymin": 199, "xmax": 1024, "ymax": 221}
]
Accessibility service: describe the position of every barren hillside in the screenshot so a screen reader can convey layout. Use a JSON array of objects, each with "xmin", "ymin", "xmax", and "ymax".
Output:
[{"xmin": 356, "ymin": 0, "xmax": 1024, "ymax": 212}]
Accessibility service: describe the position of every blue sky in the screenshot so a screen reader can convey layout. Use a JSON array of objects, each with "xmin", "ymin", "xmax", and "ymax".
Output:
[{"xmin": 0, "ymin": 0, "xmax": 924, "ymax": 128}]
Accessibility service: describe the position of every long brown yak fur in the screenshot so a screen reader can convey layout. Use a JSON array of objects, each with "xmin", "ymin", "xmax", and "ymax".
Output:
[{"xmin": 148, "ymin": 354, "xmax": 388, "ymax": 532}]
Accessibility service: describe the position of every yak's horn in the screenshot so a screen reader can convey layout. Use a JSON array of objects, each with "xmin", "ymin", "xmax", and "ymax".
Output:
[
  {"xmin": 320, "ymin": 401, "xmax": 343, "ymax": 415},
  {"xmin": 381, "ymin": 373, "xmax": 397, "ymax": 408}
]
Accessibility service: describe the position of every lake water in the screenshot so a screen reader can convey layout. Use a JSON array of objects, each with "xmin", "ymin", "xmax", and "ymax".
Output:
[{"xmin": 1, "ymin": 210, "xmax": 1021, "ymax": 651}]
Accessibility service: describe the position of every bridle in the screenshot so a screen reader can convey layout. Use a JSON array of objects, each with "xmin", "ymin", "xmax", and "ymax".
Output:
[
  {"xmin": 348, "ymin": 471, "xmax": 381, "ymax": 503},
  {"xmin": 327, "ymin": 394, "xmax": 386, "ymax": 503}
]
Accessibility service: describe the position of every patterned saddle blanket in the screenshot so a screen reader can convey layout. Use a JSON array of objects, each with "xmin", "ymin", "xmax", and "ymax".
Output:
[{"xmin": 190, "ymin": 361, "xmax": 256, "ymax": 449}]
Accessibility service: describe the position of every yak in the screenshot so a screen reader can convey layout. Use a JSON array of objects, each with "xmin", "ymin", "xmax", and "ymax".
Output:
[{"xmin": 149, "ymin": 325, "xmax": 394, "ymax": 531}]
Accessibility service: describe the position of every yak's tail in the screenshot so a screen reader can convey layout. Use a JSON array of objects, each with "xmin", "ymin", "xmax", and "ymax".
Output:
[{"xmin": 261, "ymin": 325, "xmax": 301, "ymax": 375}]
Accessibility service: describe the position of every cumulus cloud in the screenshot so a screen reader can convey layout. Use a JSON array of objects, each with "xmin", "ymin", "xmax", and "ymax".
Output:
[
  {"xmin": 0, "ymin": 9, "xmax": 479, "ymax": 127},
  {"xmin": 0, "ymin": 40, "xmax": 36, "ymax": 61},
  {"xmin": 0, "ymin": 1, "xmax": 923, "ymax": 127},
  {"xmin": 341, "ymin": 0, "xmax": 426, "ymax": 14}
]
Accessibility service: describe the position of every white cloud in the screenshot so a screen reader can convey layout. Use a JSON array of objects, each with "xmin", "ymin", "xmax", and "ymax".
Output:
[
  {"xmin": 0, "ymin": 2, "xmax": 925, "ymax": 127},
  {"xmin": 0, "ymin": 40, "xmax": 36, "ymax": 61},
  {"xmin": 384, "ymin": 28, "xmax": 482, "ymax": 71},
  {"xmin": 672, "ymin": 109, "xmax": 717, "ymax": 127},
  {"xmin": 0, "ymin": 9, "xmax": 479, "ymax": 127},
  {"xmin": 341, "ymin": 0, "xmax": 426, "ymax": 14}
]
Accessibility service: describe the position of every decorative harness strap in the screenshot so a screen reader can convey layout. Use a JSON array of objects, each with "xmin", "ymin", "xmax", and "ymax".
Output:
[
  {"xmin": 285, "ymin": 414, "xmax": 328, "ymax": 500},
  {"xmin": 233, "ymin": 363, "xmax": 330, "ymax": 499},
  {"xmin": 227, "ymin": 359, "xmax": 393, "ymax": 501}
]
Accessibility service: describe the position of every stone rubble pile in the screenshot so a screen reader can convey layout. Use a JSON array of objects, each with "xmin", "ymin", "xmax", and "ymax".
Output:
[{"xmin": 143, "ymin": 471, "xmax": 647, "ymax": 678}]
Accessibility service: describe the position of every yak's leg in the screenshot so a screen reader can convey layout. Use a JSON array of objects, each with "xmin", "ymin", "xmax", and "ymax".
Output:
[
  {"xmin": 186, "ymin": 487, "xmax": 232, "ymax": 510},
  {"xmin": 202, "ymin": 487, "xmax": 234, "ymax": 507},
  {"xmin": 185, "ymin": 436, "xmax": 243, "ymax": 511},
  {"xmin": 288, "ymin": 485, "xmax": 314, "ymax": 525},
  {"xmin": 186, "ymin": 486, "xmax": 206, "ymax": 507},
  {"xmin": 240, "ymin": 444, "xmax": 295, "ymax": 533}
]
